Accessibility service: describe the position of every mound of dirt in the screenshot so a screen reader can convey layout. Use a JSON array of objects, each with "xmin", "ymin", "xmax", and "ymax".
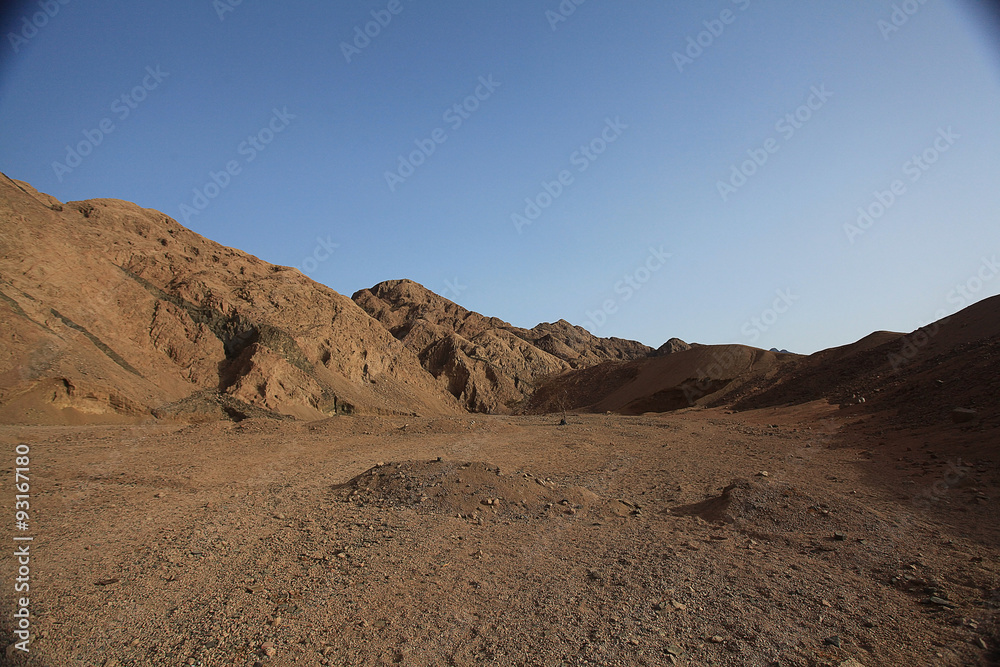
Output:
[
  {"xmin": 334, "ymin": 459, "xmax": 601, "ymax": 521},
  {"xmin": 0, "ymin": 174, "xmax": 462, "ymax": 424},
  {"xmin": 353, "ymin": 279, "xmax": 655, "ymax": 413},
  {"xmin": 668, "ymin": 478, "xmax": 825, "ymax": 536}
]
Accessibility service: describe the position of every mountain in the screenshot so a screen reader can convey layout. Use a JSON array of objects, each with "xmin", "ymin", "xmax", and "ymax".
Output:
[
  {"xmin": 352, "ymin": 279, "xmax": 653, "ymax": 413},
  {"xmin": 524, "ymin": 296, "xmax": 999, "ymax": 424},
  {"xmin": 726, "ymin": 299, "xmax": 1000, "ymax": 428},
  {"xmin": 5, "ymin": 173, "xmax": 994, "ymax": 428},
  {"xmin": 655, "ymin": 337, "xmax": 692, "ymax": 355},
  {"xmin": 0, "ymin": 174, "xmax": 462, "ymax": 424},
  {"xmin": 523, "ymin": 344, "xmax": 796, "ymax": 414}
]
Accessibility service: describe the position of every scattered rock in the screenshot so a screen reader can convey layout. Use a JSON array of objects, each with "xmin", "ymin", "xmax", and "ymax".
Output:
[
  {"xmin": 261, "ymin": 641, "xmax": 276, "ymax": 657},
  {"xmin": 925, "ymin": 596, "xmax": 955, "ymax": 608},
  {"xmin": 951, "ymin": 408, "xmax": 977, "ymax": 424},
  {"xmin": 824, "ymin": 635, "xmax": 842, "ymax": 647}
]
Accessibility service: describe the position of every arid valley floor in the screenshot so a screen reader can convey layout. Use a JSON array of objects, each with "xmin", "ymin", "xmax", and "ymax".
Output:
[{"xmin": 3, "ymin": 400, "xmax": 998, "ymax": 666}]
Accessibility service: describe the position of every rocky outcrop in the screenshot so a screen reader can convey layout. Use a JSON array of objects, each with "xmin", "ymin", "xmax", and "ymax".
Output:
[
  {"xmin": 0, "ymin": 174, "xmax": 462, "ymax": 423},
  {"xmin": 353, "ymin": 279, "xmax": 654, "ymax": 413},
  {"xmin": 655, "ymin": 337, "xmax": 692, "ymax": 355}
]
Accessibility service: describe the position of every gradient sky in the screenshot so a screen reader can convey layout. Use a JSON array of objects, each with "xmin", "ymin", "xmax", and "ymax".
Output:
[{"xmin": 1, "ymin": 1, "xmax": 999, "ymax": 354}]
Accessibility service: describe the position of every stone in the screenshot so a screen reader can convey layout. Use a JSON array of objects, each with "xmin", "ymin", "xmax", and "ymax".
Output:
[
  {"xmin": 824, "ymin": 635, "xmax": 841, "ymax": 647},
  {"xmin": 926, "ymin": 596, "xmax": 955, "ymax": 608},
  {"xmin": 951, "ymin": 408, "xmax": 977, "ymax": 424}
]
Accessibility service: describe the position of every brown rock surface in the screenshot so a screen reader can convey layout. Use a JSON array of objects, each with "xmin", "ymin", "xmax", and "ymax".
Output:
[
  {"xmin": 525, "ymin": 343, "xmax": 796, "ymax": 415},
  {"xmin": 0, "ymin": 174, "xmax": 462, "ymax": 423},
  {"xmin": 655, "ymin": 336, "xmax": 692, "ymax": 355},
  {"xmin": 724, "ymin": 296, "xmax": 1000, "ymax": 430},
  {"xmin": 353, "ymin": 279, "xmax": 654, "ymax": 413}
]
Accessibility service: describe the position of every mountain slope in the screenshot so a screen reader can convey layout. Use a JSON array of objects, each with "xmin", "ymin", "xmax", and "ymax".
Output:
[
  {"xmin": 524, "ymin": 344, "xmax": 795, "ymax": 415},
  {"xmin": 726, "ymin": 296, "xmax": 1000, "ymax": 429},
  {"xmin": 0, "ymin": 174, "xmax": 462, "ymax": 423},
  {"xmin": 353, "ymin": 279, "xmax": 654, "ymax": 413}
]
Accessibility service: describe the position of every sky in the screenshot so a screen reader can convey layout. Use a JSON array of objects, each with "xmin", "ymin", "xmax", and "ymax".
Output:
[{"xmin": 1, "ymin": 1, "xmax": 999, "ymax": 354}]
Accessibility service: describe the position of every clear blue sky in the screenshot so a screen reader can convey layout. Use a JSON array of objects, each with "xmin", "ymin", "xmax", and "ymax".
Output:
[{"xmin": 1, "ymin": 1, "xmax": 999, "ymax": 354}]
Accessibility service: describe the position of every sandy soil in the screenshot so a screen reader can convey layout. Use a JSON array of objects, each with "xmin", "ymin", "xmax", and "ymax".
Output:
[{"xmin": 2, "ymin": 402, "xmax": 997, "ymax": 666}]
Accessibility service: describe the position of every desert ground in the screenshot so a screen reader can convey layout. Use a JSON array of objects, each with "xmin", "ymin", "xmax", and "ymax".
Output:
[{"xmin": 2, "ymin": 401, "xmax": 997, "ymax": 667}]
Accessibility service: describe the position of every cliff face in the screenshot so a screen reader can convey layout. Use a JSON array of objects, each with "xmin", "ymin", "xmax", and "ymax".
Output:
[
  {"xmin": 0, "ymin": 175, "xmax": 462, "ymax": 424},
  {"xmin": 352, "ymin": 279, "xmax": 653, "ymax": 413}
]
